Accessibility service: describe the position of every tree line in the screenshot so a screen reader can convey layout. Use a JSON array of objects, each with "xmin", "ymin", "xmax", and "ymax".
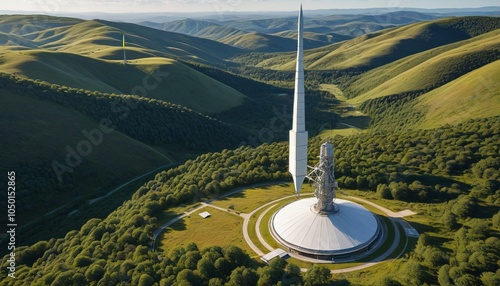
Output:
[
  {"xmin": 0, "ymin": 73, "xmax": 246, "ymax": 151},
  {"xmin": 2, "ymin": 116, "xmax": 498, "ymax": 284}
]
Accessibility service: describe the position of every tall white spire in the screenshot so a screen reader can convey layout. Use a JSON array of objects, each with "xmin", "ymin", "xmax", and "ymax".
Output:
[{"xmin": 289, "ymin": 4, "xmax": 308, "ymax": 194}]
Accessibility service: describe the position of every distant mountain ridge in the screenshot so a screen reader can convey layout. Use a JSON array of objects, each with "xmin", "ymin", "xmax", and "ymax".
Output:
[
  {"xmin": 2, "ymin": 6, "xmax": 499, "ymax": 22},
  {"xmin": 139, "ymin": 11, "xmax": 439, "ymax": 52}
]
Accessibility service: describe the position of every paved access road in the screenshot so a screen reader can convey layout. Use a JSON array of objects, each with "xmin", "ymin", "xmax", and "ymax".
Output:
[{"xmin": 151, "ymin": 182, "xmax": 418, "ymax": 274}]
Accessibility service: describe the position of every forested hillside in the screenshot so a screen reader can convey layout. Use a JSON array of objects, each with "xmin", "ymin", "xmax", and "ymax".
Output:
[
  {"xmin": 0, "ymin": 52, "xmax": 246, "ymax": 113},
  {"xmin": 1, "ymin": 117, "xmax": 498, "ymax": 285},
  {"xmin": 0, "ymin": 73, "xmax": 247, "ymax": 245}
]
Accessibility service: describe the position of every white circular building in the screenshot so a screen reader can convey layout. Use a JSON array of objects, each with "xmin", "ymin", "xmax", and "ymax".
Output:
[{"xmin": 271, "ymin": 197, "xmax": 381, "ymax": 259}]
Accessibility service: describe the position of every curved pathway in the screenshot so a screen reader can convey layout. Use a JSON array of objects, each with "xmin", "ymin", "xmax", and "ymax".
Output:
[
  {"xmin": 151, "ymin": 181, "xmax": 286, "ymax": 252},
  {"xmin": 255, "ymin": 204, "xmax": 278, "ymax": 252},
  {"xmin": 345, "ymin": 196, "xmax": 416, "ymax": 218},
  {"xmin": 249, "ymin": 194, "xmax": 416, "ymax": 273},
  {"xmin": 20, "ymin": 163, "xmax": 177, "ymax": 232},
  {"xmin": 151, "ymin": 182, "xmax": 417, "ymax": 274},
  {"xmin": 251, "ymin": 196, "xmax": 404, "ymax": 272}
]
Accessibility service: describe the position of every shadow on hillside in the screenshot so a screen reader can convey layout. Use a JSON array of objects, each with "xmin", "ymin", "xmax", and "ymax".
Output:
[
  {"xmin": 403, "ymin": 174, "xmax": 469, "ymax": 189},
  {"xmin": 168, "ymin": 218, "xmax": 187, "ymax": 232},
  {"xmin": 339, "ymin": 115, "xmax": 371, "ymax": 129},
  {"xmin": 332, "ymin": 279, "xmax": 351, "ymax": 286},
  {"xmin": 215, "ymin": 190, "xmax": 247, "ymax": 202},
  {"xmin": 407, "ymin": 220, "xmax": 435, "ymax": 234},
  {"xmin": 155, "ymin": 216, "xmax": 187, "ymax": 251},
  {"xmin": 471, "ymin": 204, "xmax": 499, "ymax": 219}
]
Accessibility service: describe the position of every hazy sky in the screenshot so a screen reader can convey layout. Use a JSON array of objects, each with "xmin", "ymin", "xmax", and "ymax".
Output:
[{"xmin": 2, "ymin": 0, "xmax": 499, "ymax": 13}]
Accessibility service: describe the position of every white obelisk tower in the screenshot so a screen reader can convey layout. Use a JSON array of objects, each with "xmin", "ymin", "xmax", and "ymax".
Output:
[{"xmin": 289, "ymin": 5, "xmax": 308, "ymax": 194}]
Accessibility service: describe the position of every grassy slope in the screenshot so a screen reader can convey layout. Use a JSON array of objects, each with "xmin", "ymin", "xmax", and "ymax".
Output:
[
  {"xmin": 254, "ymin": 17, "xmax": 500, "ymax": 129},
  {"xmin": 221, "ymin": 32, "xmax": 296, "ymax": 52},
  {"xmin": 0, "ymin": 90, "xmax": 168, "ymax": 219},
  {"xmin": 146, "ymin": 19, "xmax": 320, "ymax": 52},
  {"xmin": 259, "ymin": 16, "xmax": 500, "ymax": 71},
  {"xmin": 155, "ymin": 19, "xmax": 247, "ymax": 42},
  {"xmin": 158, "ymin": 18, "xmax": 218, "ymax": 35},
  {"xmin": 341, "ymin": 30, "xmax": 499, "ymax": 98},
  {"xmin": 5, "ymin": 16, "xmax": 242, "ymax": 66},
  {"xmin": 220, "ymin": 31, "xmax": 334, "ymax": 51},
  {"xmin": 216, "ymin": 11, "xmax": 433, "ymax": 36},
  {"xmin": 418, "ymin": 60, "xmax": 500, "ymax": 128},
  {"xmin": 0, "ymin": 15, "xmax": 248, "ymax": 113},
  {"xmin": 0, "ymin": 50, "xmax": 246, "ymax": 113},
  {"xmin": 195, "ymin": 25, "xmax": 246, "ymax": 41},
  {"xmin": 349, "ymin": 29, "xmax": 500, "ymax": 104},
  {"xmin": 0, "ymin": 14, "xmax": 82, "ymax": 34},
  {"xmin": 308, "ymin": 17, "xmax": 497, "ymax": 70},
  {"xmin": 133, "ymin": 57, "xmax": 246, "ymax": 113},
  {"xmin": 275, "ymin": 30, "xmax": 352, "ymax": 44}
]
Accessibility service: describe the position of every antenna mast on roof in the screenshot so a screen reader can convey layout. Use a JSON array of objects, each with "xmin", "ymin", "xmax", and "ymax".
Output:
[{"xmin": 122, "ymin": 34, "xmax": 127, "ymax": 64}]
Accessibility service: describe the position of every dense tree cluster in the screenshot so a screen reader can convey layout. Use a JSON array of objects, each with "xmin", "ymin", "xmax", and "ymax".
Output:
[
  {"xmin": 184, "ymin": 61, "xmax": 290, "ymax": 99},
  {"xmin": 435, "ymin": 16, "xmax": 500, "ymax": 37},
  {"xmin": 327, "ymin": 117, "xmax": 500, "ymax": 203},
  {"xmin": 0, "ymin": 73, "xmax": 246, "ymax": 151},
  {"xmin": 151, "ymin": 143, "xmax": 289, "ymax": 205},
  {"xmin": 0, "ymin": 141, "xmax": 289, "ymax": 285},
  {"xmin": 359, "ymin": 92, "xmax": 425, "ymax": 130},
  {"xmin": 408, "ymin": 202, "xmax": 500, "ymax": 286},
  {"xmin": 2, "ymin": 115, "xmax": 498, "ymax": 284}
]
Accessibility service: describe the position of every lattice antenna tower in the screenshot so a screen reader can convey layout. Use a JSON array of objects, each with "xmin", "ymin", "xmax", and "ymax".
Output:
[{"xmin": 306, "ymin": 142, "xmax": 339, "ymax": 214}]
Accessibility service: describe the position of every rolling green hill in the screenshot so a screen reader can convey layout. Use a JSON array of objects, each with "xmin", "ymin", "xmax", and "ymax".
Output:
[
  {"xmin": 0, "ymin": 50, "xmax": 246, "ymax": 113},
  {"xmin": 341, "ymin": 28, "xmax": 500, "ymax": 99},
  {"xmin": 191, "ymin": 25, "xmax": 246, "ymax": 41},
  {"xmin": 220, "ymin": 32, "xmax": 297, "ymax": 52},
  {"xmin": 246, "ymin": 16, "xmax": 500, "ymax": 129},
  {"xmin": 142, "ymin": 11, "xmax": 435, "ymax": 53},
  {"xmin": 0, "ymin": 71, "xmax": 249, "ymax": 244},
  {"xmin": 274, "ymin": 30, "xmax": 352, "ymax": 45},
  {"xmin": 154, "ymin": 18, "xmax": 218, "ymax": 35},
  {"xmin": 1, "ymin": 15, "xmax": 243, "ymax": 66},
  {"xmin": 258, "ymin": 16, "xmax": 500, "ymax": 71},
  {"xmin": 348, "ymin": 28, "xmax": 500, "ymax": 104},
  {"xmin": 220, "ymin": 31, "xmax": 339, "ymax": 51},
  {"xmin": 417, "ymin": 60, "xmax": 500, "ymax": 128},
  {"xmin": 0, "ymin": 14, "xmax": 82, "ymax": 35},
  {"xmin": 305, "ymin": 11, "xmax": 436, "ymax": 36},
  {"xmin": 141, "ymin": 18, "xmax": 247, "ymax": 42},
  {"xmin": 0, "ymin": 15, "xmax": 251, "ymax": 114},
  {"xmin": 143, "ymin": 18, "xmax": 330, "ymax": 52},
  {"xmin": 215, "ymin": 11, "xmax": 435, "ymax": 35},
  {"xmin": 0, "ymin": 86, "xmax": 169, "ymax": 243}
]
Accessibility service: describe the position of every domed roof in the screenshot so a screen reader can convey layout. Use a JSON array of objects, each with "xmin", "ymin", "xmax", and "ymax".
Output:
[{"xmin": 271, "ymin": 198, "xmax": 380, "ymax": 255}]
